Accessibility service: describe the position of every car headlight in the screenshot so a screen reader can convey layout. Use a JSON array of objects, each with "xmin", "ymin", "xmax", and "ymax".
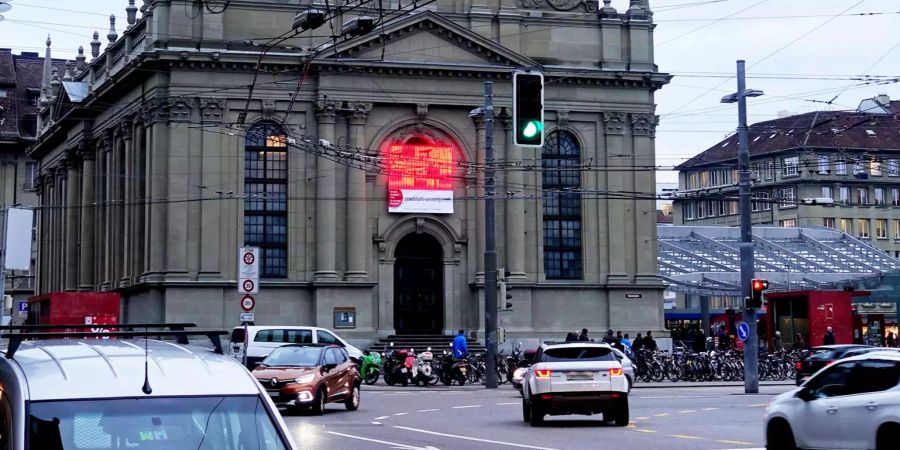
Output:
[{"xmin": 295, "ymin": 374, "xmax": 315, "ymax": 384}]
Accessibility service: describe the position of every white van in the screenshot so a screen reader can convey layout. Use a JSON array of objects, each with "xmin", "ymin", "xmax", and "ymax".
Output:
[{"xmin": 231, "ymin": 326, "xmax": 363, "ymax": 368}]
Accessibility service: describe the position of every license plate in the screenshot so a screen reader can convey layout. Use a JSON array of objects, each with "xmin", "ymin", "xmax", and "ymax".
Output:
[
  {"xmin": 566, "ymin": 372, "xmax": 594, "ymax": 380},
  {"xmin": 400, "ymin": 368, "xmax": 407, "ymax": 373}
]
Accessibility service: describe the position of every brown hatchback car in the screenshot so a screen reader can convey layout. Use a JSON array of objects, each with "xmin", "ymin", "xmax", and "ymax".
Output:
[{"xmin": 253, "ymin": 343, "xmax": 361, "ymax": 414}]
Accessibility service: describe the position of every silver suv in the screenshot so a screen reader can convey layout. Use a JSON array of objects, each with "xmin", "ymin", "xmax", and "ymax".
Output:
[
  {"xmin": 0, "ymin": 323, "xmax": 297, "ymax": 449},
  {"xmin": 521, "ymin": 342, "xmax": 629, "ymax": 427}
]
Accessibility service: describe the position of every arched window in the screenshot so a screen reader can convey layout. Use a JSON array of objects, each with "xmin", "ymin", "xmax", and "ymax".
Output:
[
  {"xmin": 542, "ymin": 131, "xmax": 582, "ymax": 280},
  {"xmin": 244, "ymin": 122, "xmax": 288, "ymax": 278}
]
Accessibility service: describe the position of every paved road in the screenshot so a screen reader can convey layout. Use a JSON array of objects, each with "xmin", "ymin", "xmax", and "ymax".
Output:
[{"xmin": 280, "ymin": 384, "xmax": 793, "ymax": 450}]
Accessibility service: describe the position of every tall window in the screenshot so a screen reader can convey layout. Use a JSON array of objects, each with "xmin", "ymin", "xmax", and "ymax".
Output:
[
  {"xmin": 821, "ymin": 186, "xmax": 833, "ymax": 199},
  {"xmin": 835, "ymin": 159, "xmax": 847, "ymax": 175},
  {"xmin": 823, "ymin": 218, "xmax": 836, "ymax": 229},
  {"xmin": 876, "ymin": 219, "xmax": 888, "ymax": 239},
  {"xmin": 839, "ymin": 187, "xmax": 851, "ymax": 205},
  {"xmin": 858, "ymin": 219, "xmax": 871, "ymax": 238},
  {"xmin": 244, "ymin": 122, "xmax": 288, "ymax": 278},
  {"xmin": 840, "ymin": 218, "xmax": 852, "ymax": 234},
  {"xmin": 875, "ymin": 188, "xmax": 886, "ymax": 205},
  {"xmin": 542, "ymin": 131, "xmax": 582, "ymax": 280},
  {"xmin": 782, "ymin": 156, "xmax": 799, "ymax": 177},
  {"xmin": 857, "ymin": 188, "xmax": 869, "ymax": 205},
  {"xmin": 778, "ymin": 187, "xmax": 796, "ymax": 208},
  {"xmin": 818, "ymin": 155, "xmax": 829, "ymax": 174}
]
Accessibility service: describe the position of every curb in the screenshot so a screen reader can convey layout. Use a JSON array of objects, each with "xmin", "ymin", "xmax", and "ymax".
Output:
[{"xmin": 633, "ymin": 382, "xmax": 794, "ymax": 389}]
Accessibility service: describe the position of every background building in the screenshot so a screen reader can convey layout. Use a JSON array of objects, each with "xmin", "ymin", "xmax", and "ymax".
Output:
[
  {"xmin": 0, "ymin": 48, "xmax": 65, "ymax": 305},
  {"xmin": 673, "ymin": 95, "xmax": 900, "ymax": 257},
  {"xmin": 27, "ymin": 0, "xmax": 669, "ymax": 346}
]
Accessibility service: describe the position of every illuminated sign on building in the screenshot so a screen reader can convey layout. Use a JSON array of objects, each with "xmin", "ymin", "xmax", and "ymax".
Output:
[{"xmin": 387, "ymin": 142, "xmax": 455, "ymax": 214}]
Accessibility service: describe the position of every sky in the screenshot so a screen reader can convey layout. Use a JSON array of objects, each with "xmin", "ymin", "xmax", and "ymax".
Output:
[{"xmin": 1, "ymin": 0, "xmax": 899, "ymax": 186}]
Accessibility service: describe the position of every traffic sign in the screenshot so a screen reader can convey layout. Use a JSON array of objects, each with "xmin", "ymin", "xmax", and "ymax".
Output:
[
  {"xmin": 737, "ymin": 321, "xmax": 750, "ymax": 342},
  {"xmin": 240, "ymin": 295, "xmax": 256, "ymax": 312},
  {"xmin": 238, "ymin": 247, "xmax": 259, "ymax": 294},
  {"xmin": 240, "ymin": 312, "xmax": 255, "ymax": 323},
  {"xmin": 17, "ymin": 301, "xmax": 27, "ymax": 318}
]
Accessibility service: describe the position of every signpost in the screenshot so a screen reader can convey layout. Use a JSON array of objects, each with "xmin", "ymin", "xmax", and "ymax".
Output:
[
  {"xmin": 737, "ymin": 321, "xmax": 750, "ymax": 342},
  {"xmin": 238, "ymin": 247, "xmax": 259, "ymax": 367}
]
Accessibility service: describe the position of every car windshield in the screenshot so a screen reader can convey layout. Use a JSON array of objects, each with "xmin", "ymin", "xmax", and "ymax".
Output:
[
  {"xmin": 542, "ymin": 347, "xmax": 616, "ymax": 362},
  {"xmin": 807, "ymin": 348, "xmax": 837, "ymax": 361},
  {"xmin": 28, "ymin": 396, "xmax": 287, "ymax": 450},
  {"xmin": 262, "ymin": 346, "xmax": 322, "ymax": 367}
]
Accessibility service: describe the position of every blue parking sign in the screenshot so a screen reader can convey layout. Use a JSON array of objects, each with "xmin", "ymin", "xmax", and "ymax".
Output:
[{"xmin": 17, "ymin": 302, "xmax": 28, "ymax": 312}]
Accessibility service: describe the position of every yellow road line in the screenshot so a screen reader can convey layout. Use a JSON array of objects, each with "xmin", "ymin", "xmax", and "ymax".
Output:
[{"xmin": 670, "ymin": 434, "xmax": 704, "ymax": 440}]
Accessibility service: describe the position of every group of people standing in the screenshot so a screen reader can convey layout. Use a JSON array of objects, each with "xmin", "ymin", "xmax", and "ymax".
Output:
[{"xmin": 564, "ymin": 328, "xmax": 657, "ymax": 355}]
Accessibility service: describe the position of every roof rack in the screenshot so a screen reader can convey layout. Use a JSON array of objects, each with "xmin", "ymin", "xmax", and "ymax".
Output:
[
  {"xmin": 541, "ymin": 340, "xmax": 604, "ymax": 345},
  {"xmin": 0, "ymin": 328, "xmax": 228, "ymax": 359},
  {"xmin": 0, "ymin": 323, "xmax": 197, "ymax": 332}
]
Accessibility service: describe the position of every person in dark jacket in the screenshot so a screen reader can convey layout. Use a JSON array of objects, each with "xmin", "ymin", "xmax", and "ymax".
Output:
[
  {"xmin": 579, "ymin": 328, "xmax": 590, "ymax": 342},
  {"xmin": 565, "ymin": 332, "xmax": 578, "ymax": 342},
  {"xmin": 823, "ymin": 326, "xmax": 836, "ymax": 345},
  {"xmin": 602, "ymin": 329, "xmax": 616, "ymax": 345},
  {"xmin": 692, "ymin": 329, "xmax": 707, "ymax": 353},
  {"xmin": 643, "ymin": 331, "xmax": 658, "ymax": 351},
  {"xmin": 632, "ymin": 333, "xmax": 644, "ymax": 353}
]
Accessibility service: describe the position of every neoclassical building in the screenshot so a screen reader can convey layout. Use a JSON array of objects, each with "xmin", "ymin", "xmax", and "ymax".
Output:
[{"xmin": 27, "ymin": 0, "xmax": 670, "ymax": 343}]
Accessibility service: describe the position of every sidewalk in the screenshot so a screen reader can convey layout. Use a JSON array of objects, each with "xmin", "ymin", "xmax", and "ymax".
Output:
[{"xmin": 633, "ymin": 380, "xmax": 794, "ymax": 389}]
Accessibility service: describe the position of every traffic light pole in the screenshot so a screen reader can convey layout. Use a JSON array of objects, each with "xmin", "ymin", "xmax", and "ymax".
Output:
[
  {"xmin": 736, "ymin": 60, "xmax": 759, "ymax": 394},
  {"xmin": 483, "ymin": 81, "xmax": 499, "ymax": 389}
]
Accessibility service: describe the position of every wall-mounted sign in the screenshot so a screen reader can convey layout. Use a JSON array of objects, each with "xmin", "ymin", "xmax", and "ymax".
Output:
[
  {"xmin": 386, "ymin": 142, "xmax": 454, "ymax": 214},
  {"xmin": 625, "ymin": 293, "xmax": 642, "ymax": 299},
  {"xmin": 334, "ymin": 307, "xmax": 356, "ymax": 329}
]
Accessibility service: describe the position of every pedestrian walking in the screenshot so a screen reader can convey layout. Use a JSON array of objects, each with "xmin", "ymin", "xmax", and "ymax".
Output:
[
  {"xmin": 773, "ymin": 331, "xmax": 783, "ymax": 352},
  {"xmin": 692, "ymin": 329, "xmax": 706, "ymax": 353},
  {"xmin": 565, "ymin": 332, "xmax": 578, "ymax": 342},
  {"xmin": 823, "ymin": 326, "xmax": 836, "ymax": 345},
  {"xmin": 632, "ymin": 333, "xmax": 644, "ymax": 353},
  {"xmin": 792, "ymin": 333, "xmax": 806, "ymax": 351},
  {"xmin": 643, "ymin": 331, "xmax": 658, "ymax": 351},
  {"xmin": 579, "ymin": 328, "xmax": 590, "ymax": 342},
  {"xmin": 621, "ymin": 333, "xmax": 633, "ymax": 350},
  {"xmin": 888, "ymin": 332, "xmax": 896, "ymax": 348}
]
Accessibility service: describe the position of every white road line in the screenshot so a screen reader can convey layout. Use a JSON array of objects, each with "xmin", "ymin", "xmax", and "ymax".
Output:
[
  {"xmin": 393, "ymin": 426, "xmax": 560, "ymax": 450},
  {"xmin": 375, "ymin": 416, "xmax": 390, "ymax": 420},
  {"xmin": 702, "ymin": 407, "xmax": 720, "ymax": 411},
  {"xmin": 325, "ymin": 431, "xmax": 439, "ymax": 450},
  {"xmin": 747, "ymin": 403, "xmax": 768, "ymax": 407},
  {"xmin": 417, "ymin": 408, "xmax": 440, "ymax": 413},
  {"xmin": 371, "ymin": 421, "xmax": 381, "ymax": 425},
  {"xmin": 394, "ymin": 412, "xmax": 410, "ymax": 416},
  {"xmin": 496, "ymin": 402, "xmax": 519, "ymax": 405},
  {"xmin": 451, "ymin": 405, "xmax": 482, "ymax": 409}
]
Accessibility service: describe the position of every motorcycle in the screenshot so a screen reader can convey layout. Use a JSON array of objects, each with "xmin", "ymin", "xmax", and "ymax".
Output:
[
  {"xmin": 412, "ymin": 348, "xmax": 438, "ymax": 386},
  {"xmin": 359, "ymin": 350, "xmax": 382, "ymax": 385},
  {"xmin": 505, "ymin": 342, "xmax": 524, "ymax": 383},
  {"xmin": 440, "ymin": 350, "xmax": 468, "ymax": 386},
  {"xmin": 383, "ymin": 343, "xmax": 412, "ymax": 387}
]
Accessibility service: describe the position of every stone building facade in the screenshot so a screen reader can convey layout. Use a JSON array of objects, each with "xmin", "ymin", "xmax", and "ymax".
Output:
[{"xmin": 28, "ymin": 0, "xmax": 669, "ymax": 343}]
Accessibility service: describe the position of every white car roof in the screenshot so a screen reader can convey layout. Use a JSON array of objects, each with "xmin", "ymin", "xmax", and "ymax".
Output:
[
  {"xmin": 540, "ymin": 342, "xmax": 614, "ymax": 350},
  {"xmin": 842, "ymin": 349, "xmax": 900, "ymax": 363},
  {"xmin": 5, "ymin": 339, "xmax": 259, "ymax": 401}
]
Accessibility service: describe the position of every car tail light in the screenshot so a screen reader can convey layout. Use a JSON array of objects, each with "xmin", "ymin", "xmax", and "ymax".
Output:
[
  {"xmin": 611, "ymin": 393, "xmax": 621, "ymax": 399},
  {"xmin": 540, "ymin": 394, "xmax": 552, "ymax": 400},
  {"xmin": 609, "ymin": 368, "xmax": 624, "ymax": 377},
  {"xmin": 795, "ymin": 362, "xmax": 802, "ymax": 370},
  {"xmin": 534, "ymin": 369, "xmax": 552, "ymax": 378}
]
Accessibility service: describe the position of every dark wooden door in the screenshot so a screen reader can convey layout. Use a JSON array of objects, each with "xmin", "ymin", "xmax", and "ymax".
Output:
[{"xmin": 394, "ymin": 234, "xmax": 443, "ymax": 335}]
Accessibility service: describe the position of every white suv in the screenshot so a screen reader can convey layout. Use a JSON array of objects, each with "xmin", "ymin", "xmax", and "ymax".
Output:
[
  {"xmin": 766, "ymin": 350, "xmax": 900, "ymax": 450},
  {"xmin": 521, "ymin": 342, "xmax": 629, "ymax": 427}
]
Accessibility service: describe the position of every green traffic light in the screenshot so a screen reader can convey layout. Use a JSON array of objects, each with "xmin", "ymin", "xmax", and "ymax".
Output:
[{"xmin": 522, "ymin": 120, "xmax": 543, "ymax": 138}]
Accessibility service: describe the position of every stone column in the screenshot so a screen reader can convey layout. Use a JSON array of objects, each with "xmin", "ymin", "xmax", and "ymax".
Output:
[
  {"xmin": 500, "ymin": 112, "xmax": 525, "ymax": 279},
  {"xmin": 119, "ymin": 121, "xmax": 133, "ymax": 287},
  {"xmin": 165, "ymin": 99, "xmax": 192, "ymax": 279},
  {"xmin": 34, "ymin": 177, "xmax": 46, "ymax": 294},
  {"xmin": 64, "ymin": 154, "xmax": 81, "ymax": 291},
  {"xmin": 146, "ymin": 102, "xmax": 168, "ymax": 281},
  {"xmin": 345, "ymin": 102, "xmax": 372, "ymax": 280},
  {"xmin": 78, "ymin": 144, "xmax": 96, "ymax": 290},
  {"xmin": 603, "ymin": 112, "xmax": 628, "ymax": 281},
  {"xmin": 631, "ymin": 113, "xmax": 660, "ymax": 281},
  {"xmin": 53, "ymin": 169, "xmax": 64, "ymax": 292},
  {"xmin": 471, "ymin": 111, "xmax": 486, "ymax": 281},
  {"xmin": 42, "ymin": 175, "xmax": 54, "ymax": 292},
  {"xmin": 315, "ymin": 101, "xmax": 339, "ymax": 280}
]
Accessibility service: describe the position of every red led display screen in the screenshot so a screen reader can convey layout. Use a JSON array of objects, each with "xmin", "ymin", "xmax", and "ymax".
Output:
[{"xmin": 386, "ymin": 142, "xmax": 455, "ymax": 214}]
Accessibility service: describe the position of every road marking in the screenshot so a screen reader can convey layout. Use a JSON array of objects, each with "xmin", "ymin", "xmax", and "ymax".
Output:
[
  {"xmin": 633, "ymin": 429, "xmax": 657, "ymax": 433},
  {"xmin": 417, "ymin": 409, "xmax": 440, "ymax": 413},
  {"xmin": 375, "ymin": 416, "xmax": 390, "ymax": 420},
  {"xmin": 393, "ymin": 425, "xmax": 559, "ymax": 450},
  {"xmin": 716, "ymin": 439, "xmax": 758, "ymax": 446},
  {"xmin": 747, "ymin": 403, "xmax": 768, "ymax": 407},
  {"xmin": 635, "ymin": 416, "xmax": 650, "ymax": 420},
  {"xmin": 670, "ymin": 434, "xmax": 704, "ymax": 440},
  {"xmin": 702, "ymin": 407, "xmax": 720, "ymax": 411},
  {"xmin": 451, "ymin": 405, "xmax": 482, "ymax": 409},
  {"xmin": 716, "ymin": 448, "xmax": 764, "ymax": 450},
  {"xmin": 497, "ymin": 402, "xmax": 519, "ymax": 406},
  {"xmin": 678, "ymin": 410, "xmax": 696, "ymax": 413},
  {"xmin": 325, "ymin": 431, "xmax": 440, "ymax": 450},
  {"xmin": 393, "ymin": 412, "xmax": 409, "ymax": 416},
  {"xmin": 654, "ymin": 413, "xmax": 670, "ymax": 417},
  {"xmin": 371, "ymin": 421, "xmax": 381, "ymax": 425}
]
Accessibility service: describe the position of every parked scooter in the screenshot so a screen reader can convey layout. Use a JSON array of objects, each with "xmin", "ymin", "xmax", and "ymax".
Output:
[
  {"xmin": 440, "ymin": 350, "xmax": 468, "ymax": 386},
  {"xmin": 383, "ymin": 343, "xmax": 411, "ymax": 387},
  {"xmin": 505, "ymin": 342, "xmax": 524, "ymax": 383},
  {"xmin": 412, "ymin": 348, "xmax": 438, "ymax": 386},
  {"xmin": 359, "ymin": 350, "xmax": 382, "ymax": 385}
]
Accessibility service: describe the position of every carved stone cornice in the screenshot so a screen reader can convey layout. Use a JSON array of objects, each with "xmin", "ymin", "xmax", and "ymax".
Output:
[
  {"xmin": 516, "ymin": 0, "xmax": 597, "ymax": 13},
  {"xmin": 199, "ymin": 97, "xmax": 224, "ymax": 121},
  {"xmin": 262, "ymin": 100, "xmax": 276, "ymax": 119},
  {"xmin": 168, "ymin": 98, "xmax": 193, "ymax": 122},
  {"xmin": 630, "ymin": 113, "xmax": 658, "ymax": 137},
  {"xmin": 557, "ymin": 110, "xmax": 570, "ymax": 130},
  {"xmin": 315, "ymin": 100, "xmax": 338, "ymax": 124},
  {"xmin": 497, "ymin": 107, "xmax": 511, "ymax": 130},
  {"xmin": 96, "ymin": 132, "xmax": 112, "ymax": 152},
  {"xmin": 117, "ymin": 120, "xmax": 134, "ymax": 141},
  {"xmin": 347, "ymin": 102, "xmax": 373, "ymax": 126},
  {"xmin": 470, "ymin": 107, "xmax": 485, "ymax": 129},
  {"xmin": 76, "ymin": 140, "xmax": 96, "ymax": 161},
  {"xmin": 142, "ymin": 98, "xmax": 171, "ymax": 123},
  {"xmin": 602, "ymin": 112, "xmax": 626, "ymax": 135},
  {"xmin": 415, "ymin": 103, "xmax": 428, "ymax": 122}
]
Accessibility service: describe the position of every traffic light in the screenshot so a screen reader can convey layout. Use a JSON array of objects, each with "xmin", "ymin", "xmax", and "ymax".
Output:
[
  {"xmin": 749, "ymin": 278, "xmax": 769, "ymax": 308},
  {"xmin": 499, "ymin": 281, "xmax": 513, "ymax": 311},
  {"xmin": 513, "ymin": 71, "xmax": 544, "ymax": 147}
]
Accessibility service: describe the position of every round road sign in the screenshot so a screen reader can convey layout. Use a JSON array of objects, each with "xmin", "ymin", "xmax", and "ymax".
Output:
[
  {"xmin": 240, "ymin": 295, "xmax": 256, "ymax": 312},
  {"xmin": 243, "ymin": 251, "xmax": 256, "ymax": 266},
  {"xmin": 241, "ymin": 279, "xmax": 255, "ymax": 293}
]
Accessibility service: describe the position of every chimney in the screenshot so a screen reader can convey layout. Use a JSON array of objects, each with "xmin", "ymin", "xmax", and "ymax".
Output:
[{"xmin": 876, "ymin": 92, "xmax": 891, "ymax": 107}]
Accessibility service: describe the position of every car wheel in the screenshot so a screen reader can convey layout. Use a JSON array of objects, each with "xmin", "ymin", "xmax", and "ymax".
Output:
[
  {"xmin": 311, "ymin": 387, "xmax": 327, "ymax": 416},
  {"xmin": 528, "ymin": 399, "xmax": 544, "ymax": 427},
  {"xmin": 613, "ymin": 396, "xmax": 629, "ymax": 427},
  {"xmin": 876, "ymin": 423, "xmax": 900, "ymax": 450},
  {"xmin": 345, "ymin": 385, "xmax": 360, "ymax": 411},
  {"xmin": 766, "ymin": 419, "xmax": 797, "ymax": 450},
  {"xmin": 522, "ymin": 399, "xmax": 531, "ymax": 423}
]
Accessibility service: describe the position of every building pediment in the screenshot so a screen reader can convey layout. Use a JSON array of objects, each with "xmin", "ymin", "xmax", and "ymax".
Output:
[{"xmin": 324, "ymin": 11, "xmax": 540, "ymax": 69}]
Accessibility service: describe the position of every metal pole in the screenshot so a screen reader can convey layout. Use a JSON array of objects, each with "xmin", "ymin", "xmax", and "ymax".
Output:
[
  {"xmin": 483, "ymin": 81, "xmax": 498, "ymax": 389},
  {"xmin": 736, "ymin": 60, "xmax": 759, "ymax": 394},
  {"xmin": 0, "ymin": 205, "xmax": 7, "ymax": 308},
  {"xmin": 700, "ymin": 295, "xmax": 710, "ymax": 348}
]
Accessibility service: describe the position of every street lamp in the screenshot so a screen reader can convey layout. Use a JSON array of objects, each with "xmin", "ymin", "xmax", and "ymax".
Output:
[{"xmin": 721, "ymin": 60, "xmax": 764, "ymax": 394}]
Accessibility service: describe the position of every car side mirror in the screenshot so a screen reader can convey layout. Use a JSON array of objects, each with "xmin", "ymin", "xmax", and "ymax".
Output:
[
  {"xmin": 324, "ymin": 363, "xmax": 337, "ymax": 371},
  {"xmin": 796, "ymin": 388, "xmax": 816, "ymax": 402}
]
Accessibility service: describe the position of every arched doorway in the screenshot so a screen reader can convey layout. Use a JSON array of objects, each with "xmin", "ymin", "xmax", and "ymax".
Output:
[{"xmin": 394, "ymin": 233, "xmax": 444, "ymax": 335}]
